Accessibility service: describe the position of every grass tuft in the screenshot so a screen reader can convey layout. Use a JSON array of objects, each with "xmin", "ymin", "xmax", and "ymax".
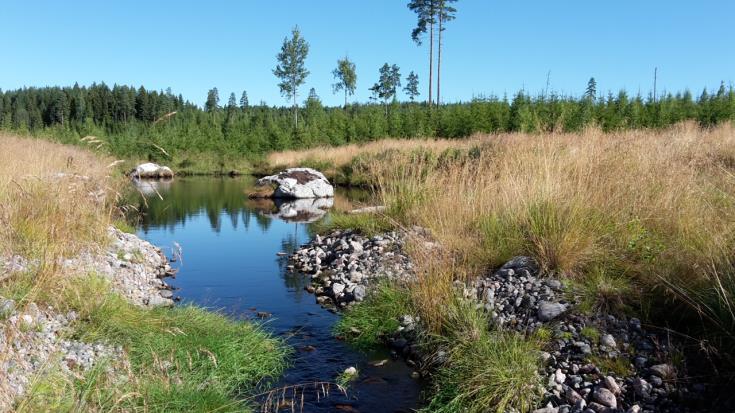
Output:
[{"xmin": 335, "ymin": 282, "xmax": 412, "ymax": 349}]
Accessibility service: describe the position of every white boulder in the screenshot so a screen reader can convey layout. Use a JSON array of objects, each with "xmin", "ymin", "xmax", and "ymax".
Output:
[
  {"xmin": 256, "ymin": 168, "xmax": 334, "ymax": 199},
  {"xmin": 131, "ymin": 163, "xmax": 174, "ymax": 179}
]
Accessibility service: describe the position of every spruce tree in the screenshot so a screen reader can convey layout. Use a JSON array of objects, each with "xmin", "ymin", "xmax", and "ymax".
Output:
[
  {"xmin": 205, "ymin": 87, "xmax": 219, "ymax": 112},
  {"xmin": 585, "ymin": 78, "xmax": 597, "ymax": 100},
  {"xmin": 227, "ymin": 92, "xmax": 237, "ymax": 115},
  {"xmin": 240, "ymin": 91, "xmax": 249, "ymax": 110}
]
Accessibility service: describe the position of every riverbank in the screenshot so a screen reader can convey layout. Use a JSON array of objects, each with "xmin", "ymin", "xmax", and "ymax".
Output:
[
  {"xmin": 276, "ymin": 123, "xmax": 735, "ymax": 412},
  {"xmin": 0, "ymin": 135, "xmax": 287, "ymax": 412}
]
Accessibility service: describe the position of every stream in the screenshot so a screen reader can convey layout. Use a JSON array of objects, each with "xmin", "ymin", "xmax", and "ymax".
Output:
[{"xmin": 130, "ymin": 176, "xmax": 422, "ymax": 412}]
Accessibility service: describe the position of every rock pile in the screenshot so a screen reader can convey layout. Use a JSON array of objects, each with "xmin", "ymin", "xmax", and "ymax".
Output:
[
  {"xmin": 465, "ymin": 256, "xmax": 569, "ymax": 332},
  {"xmin": 458, "ymin": 256, "xmax": 700, "ymax": 413},
  {"xmin": 289, "ymin": 230, "xmax": 413, "ymax": 308},
  {"xmin": 537, "ymin": 313, "xmax": 704, "ymax": 413},
  {"xmin": 256, "ymin": 167, "xmax": 334, "ymax": 199},
  {"xmin": 61, "ymin": 227, "xmax": 176, "ymax": 307}
]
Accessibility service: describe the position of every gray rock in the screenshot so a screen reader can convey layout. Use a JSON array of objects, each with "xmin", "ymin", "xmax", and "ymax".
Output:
[
  {"xmin": 603, "ymin": 376, "xmax": 620, "ymax": 395},
  {"xmin": 353, "ymin": 285, "xmax": 366, "ymax": 302},
  {"xmin": 600, "ymin": 334, "xmax": 616, "ymax": 348},
  {"xmin": 632, "ymin": 378, "xmax": 652, "ymax": 397},
  {"xmin": 649, "ymin": 363, "xmax": 675, "ymax": 379},
  {"xmin": 538, "ymin": 301, "xmax": 567, "ymax": 321},
  {"xmin": 574, "ymin": 341, "xmax": 592, "ymax": 355},
  {"xmin": 564, "ymin": 386, "xmax": 584, "ymax": 404},
  {"xmin": 0, "ymin": 297, "xmax": 16, "ymax": 318},
  {"xmin": 591, "ymin": 387, "xmax": 617, "ymax": 408},
  {"xmin": 332, "ymin": 282, "xmax": 346, "ymax": 295}
]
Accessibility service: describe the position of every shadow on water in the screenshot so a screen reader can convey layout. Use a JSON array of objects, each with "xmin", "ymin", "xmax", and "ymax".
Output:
[{"xmin": 128, "ymin": 177, "xmax": 422, "ymax": 413}]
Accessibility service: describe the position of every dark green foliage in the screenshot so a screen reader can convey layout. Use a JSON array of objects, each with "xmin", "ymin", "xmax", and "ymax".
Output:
[
  {"xmin": 369, "ymin": 63, "xmax": 402, "ymax": 106},
  {"xmin": 404, "ymin": 71, "xmax": 420, "ymax": 101},
  {"xmin": 1, "ymin": 83, "xmax": 734, "ymax": 170},
  {"xmin": 205, "ymin": 87, "xmax": 219, "ymax": 112}
]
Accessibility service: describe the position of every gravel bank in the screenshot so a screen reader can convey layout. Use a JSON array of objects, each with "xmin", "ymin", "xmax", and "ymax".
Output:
[{"xmin": 0, "ymin": 227, "xmax": 175, "ymax": 411}]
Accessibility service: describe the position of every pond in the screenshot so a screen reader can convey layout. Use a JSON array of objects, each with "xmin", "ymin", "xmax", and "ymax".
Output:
[{"xmin": 129, "ymin": 177, "xmax": 422, "ymax": 413}]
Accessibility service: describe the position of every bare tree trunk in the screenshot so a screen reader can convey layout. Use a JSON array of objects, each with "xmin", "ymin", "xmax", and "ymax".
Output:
[
  {"xmin": 293, "ymin": 87, "xmax": 298, "ymax": 128},
  {"xmin": 429, "ymin": 19, "xmax": 434, "ymax": 107},
  {"xmin": 437, "ymin": 10, "xmax": 442, "ymax": 106}
]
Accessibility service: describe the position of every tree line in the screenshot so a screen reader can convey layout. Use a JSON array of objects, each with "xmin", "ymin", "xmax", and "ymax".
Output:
[{"xmin": 1, "ymin": 81, "xmax": 733, "ymax": 163}]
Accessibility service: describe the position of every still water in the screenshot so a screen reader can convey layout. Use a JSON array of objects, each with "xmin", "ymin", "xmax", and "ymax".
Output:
[{"xmin": 130, "ymin": 177, "xmax": 422, "ymax": 412}]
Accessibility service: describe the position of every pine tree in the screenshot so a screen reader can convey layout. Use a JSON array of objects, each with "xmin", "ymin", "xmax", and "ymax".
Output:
[
  {"xmin": 408, "ymin": 0, "xmax": 438, "ymax": 106},
  {"xmin": 370, "ymin": 64, "xmax": 402, "ymax": 113},
  {"xmin": 404, "ymin": 71, "xmax": 420, "ymax": 101},
  {"xmin": 205, "ymin": 87, "xmax": 219, "ymax": 112},
  {"xmin": 436, "ymin": 0, "xmax": 457, "ymax": 105},
  {"xmin": 307, "ymin": 87, "xmax": 320, "ymax": 103},
  {"xmin": 273, "ymin": 26, "xmax": 310, "ymax": 128},
  {"xmin": 240, "ymin": 91, "xmax": 249, "ymax": 110},
  {"xmin": 332, "ymin": 56, "xmax": 357, "ymax": 108}
]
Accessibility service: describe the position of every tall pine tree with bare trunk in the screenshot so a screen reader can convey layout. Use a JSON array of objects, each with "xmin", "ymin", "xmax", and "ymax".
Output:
[
  {"xmin": 437, "ymin": 0, "xmax": 457, "ymax": 105},
  {"xmin": 408, "ymin": 0, "xmax": 437, "ymax": 107}
]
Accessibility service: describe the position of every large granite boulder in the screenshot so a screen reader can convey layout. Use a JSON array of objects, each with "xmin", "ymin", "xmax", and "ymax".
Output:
[
  {"xmin": 131, "ymin": 163, "xmax": 174, "ymax": 179},
  {"xmin": 255, "ymin": 168, "xmax": 334, "ymax": 199}
]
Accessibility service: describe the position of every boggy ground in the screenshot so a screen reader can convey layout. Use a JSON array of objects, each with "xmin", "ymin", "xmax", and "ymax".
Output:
[
  {"xmin": 276, "ymin": 123, "xmax": 735, "ymax": 412},
  {"xmin": 0, "ymin": 135, "xmax": 287, "ymax": 412}
]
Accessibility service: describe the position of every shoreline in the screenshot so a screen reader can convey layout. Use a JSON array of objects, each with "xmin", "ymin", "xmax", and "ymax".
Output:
[{"xmin": 292, "ymin": 226, "xmax": 718, "ymax": 413}]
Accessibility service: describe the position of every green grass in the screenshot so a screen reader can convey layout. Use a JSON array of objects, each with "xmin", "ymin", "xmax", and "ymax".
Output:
[
  {"xmin": 16, "ymin": 275, "xmax": 289, "ymax": 412},
  {"xmin": 334, "ymin": 282, "xmax": 412, "ymax": 349},
  {"xmin": 589, "ymin": 355, "xmax": 634, "ymax": 377},
  {"xmin": 311, "ymin": 211, "xmax": 394, "ymax": 238},
  {"xmin": 570, "ymin": 267, "xmax": 635, "ymax": 315},
  {"xmin": 112, "ymin": 219, "xmax": 136, "ymax": 234},
  {"xmin": 423, "ymin": 331, "xmax": 543, "ymax": 413},
  {"xmin": 581, "ymin": 326, "xmax": 600, "ymax": 343}
]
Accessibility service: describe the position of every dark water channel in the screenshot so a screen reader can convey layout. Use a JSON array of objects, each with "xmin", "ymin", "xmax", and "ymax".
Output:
[{"xmin": 130, "ymin": 177, "xmax": 422, "ymax": 412}]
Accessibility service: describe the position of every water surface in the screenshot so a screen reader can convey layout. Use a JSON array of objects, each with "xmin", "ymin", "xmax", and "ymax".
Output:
[{"xmin": 130, "ymin": 177, "xmax": 422, "ymax": 412}]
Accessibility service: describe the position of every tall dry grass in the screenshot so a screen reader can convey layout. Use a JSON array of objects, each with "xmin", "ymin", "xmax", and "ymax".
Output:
[
  {"xmin": 272, "ymin": 124, "xmax": 735, "ymax": 345},
  {"xmin": 379, "ymin": 123, "xmax": 735, "ymax": 342},
  {"xmin": 0, "ymin": 134, "xmax": 118, "ymax": 280}
]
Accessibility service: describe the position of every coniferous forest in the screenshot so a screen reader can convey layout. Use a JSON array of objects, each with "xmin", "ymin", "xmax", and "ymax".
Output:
[{"xmin": 1, "ymin": 82, "xmax": 734, "ymax": 167}]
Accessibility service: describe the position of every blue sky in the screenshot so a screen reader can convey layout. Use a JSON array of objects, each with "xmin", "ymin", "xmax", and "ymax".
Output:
[{"xmin": 2, "ymin": 0, "xmax": 733, "ymax": 107}]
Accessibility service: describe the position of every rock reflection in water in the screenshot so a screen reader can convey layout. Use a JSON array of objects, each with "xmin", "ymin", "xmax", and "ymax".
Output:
[
  {"xmin": 249, "ymin": 197, "xmax": 334, "ymax": 223},
  {"xmin": 132, "ymin": 178, "xmax": 174, "ymax": 197}
]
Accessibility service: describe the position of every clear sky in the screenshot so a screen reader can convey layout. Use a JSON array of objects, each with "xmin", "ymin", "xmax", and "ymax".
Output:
[{"xmin": 2, "ymin": 0, "xmax": 733, "ymax": 107}]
